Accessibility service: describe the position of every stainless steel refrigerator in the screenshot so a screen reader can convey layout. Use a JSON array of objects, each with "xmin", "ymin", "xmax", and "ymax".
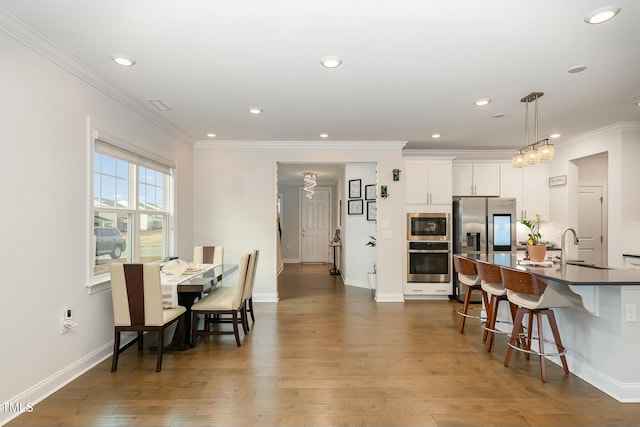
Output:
[{"xmin": 452, "ymin": 197, "xmax": 517, "ymax": 302}]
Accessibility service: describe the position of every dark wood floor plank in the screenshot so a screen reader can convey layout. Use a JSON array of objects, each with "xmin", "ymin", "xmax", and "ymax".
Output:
[{"xmin": 8, "ymin": 263, "xmax": 640, "ymax": 426}]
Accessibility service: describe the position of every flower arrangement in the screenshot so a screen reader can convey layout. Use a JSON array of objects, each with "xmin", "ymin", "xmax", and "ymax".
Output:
[{"xmin": 521, "ymin": 214, "xmax": 543, "ymax": 246}]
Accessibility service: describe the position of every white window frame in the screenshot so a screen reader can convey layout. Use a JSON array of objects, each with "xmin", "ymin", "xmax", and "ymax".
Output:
[{"xmin": 87, "ymin": 125, "xmax": 176, "ymax": 294}]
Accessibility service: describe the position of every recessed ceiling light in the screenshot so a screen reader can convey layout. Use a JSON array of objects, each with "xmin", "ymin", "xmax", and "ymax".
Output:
[
  {"xmin": 584, "ymin": 6, "xmax": 621, "ymax": 24},
  {"xmin": 550, "ymin": 133, "xmax": 561, "ymax": 139},
  {"xmin": 111, "ymin": 55, "xmax": 135, "ymax": 67},
  {"xmin": 249, "ymin": 108, "xmax": 263, "ymax": 114},
  {"xmin": 321, "ymin": 56, "xmax": 342, "ymax": 68},
  {"xmin": 493, "ymin": 113, "xmax": 506, "ymax": 118},
  {"xmin": 207, "ymin": 133, "xmax": 216, "ymax": 138},
  {"xmin": 431, "ymin": 133, "xmax": 442, "ymax": 139},
  {"xmin": 474, "ymin": 98, "xmax": 491, "ymax": 107},
  {"xmin": 320, "ymin": 133, "xmax": 329, "ymax": 138},
  {"xmin": 568, "ymin": 65, "xmax": 588, "ymax": 74},
  {"xmin": 147, "ymin": 99, "xmax": 170, "ymax": 111}
]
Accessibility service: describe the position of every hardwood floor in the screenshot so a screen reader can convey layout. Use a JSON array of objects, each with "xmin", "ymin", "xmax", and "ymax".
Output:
[{"xmin": 9, "ymin": 263, "xmax": 640, "ymax": 426}]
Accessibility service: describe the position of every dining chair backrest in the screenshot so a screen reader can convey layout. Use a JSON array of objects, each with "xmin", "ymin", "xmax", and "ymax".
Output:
[
  {"xmin": 231, "ymin": 252, "xmax": 252, "ymax": 309},
  {"xmin": 500, "ymin": 266, "xmax": 546, "ymax": 296},
  {"xmin": 243, "ymin": 249, "xmax": 259, "ymax": 301},
  {"xmin": 194, "ymin": 246, "xmax": 224, "ymax": 265},
  {"xmin": 110, "ymin": 263, "xmax": 164, "ymax": 327},
  {"xmin": 475, "ymin": 260, "xmax": 503, "ymax": 285},
  {"xmin": 453, "ymin": 255, "xmax": 477, "ymax": 276}
]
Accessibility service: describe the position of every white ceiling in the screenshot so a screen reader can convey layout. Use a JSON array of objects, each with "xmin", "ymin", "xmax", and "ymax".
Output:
[{"xmin": 2, "ymin": 1, "xmax": 639, "ymax": 183}]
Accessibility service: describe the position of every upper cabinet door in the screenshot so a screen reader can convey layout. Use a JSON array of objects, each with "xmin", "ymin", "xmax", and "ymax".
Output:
[
  {"xmin": 453, "ymin": 162, "xmax": 500, "ymax": 196},
  {"xmin": 404, "ymin": 158, "xmax": 452, "ymax": 205},
  {"xmin": 428, "ymin": 160, "xmax": 453, "ymax": 204},
  {"xmin": 452, "ymin": 163, "xmax": 473, "ymax": 196}
]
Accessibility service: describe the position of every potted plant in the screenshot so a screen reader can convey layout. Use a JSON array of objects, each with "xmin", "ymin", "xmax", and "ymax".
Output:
[
  {"xmin": 365, "ymin": 236, "xmax": 377, "ymax": 295},
  {"xmin": 521, "ymin": 214, "xmax": 547, "ymax": 262}
]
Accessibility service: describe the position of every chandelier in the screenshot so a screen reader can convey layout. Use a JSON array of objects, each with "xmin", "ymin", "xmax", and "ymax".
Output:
[
  {"xmin": 512, "ymin": 92, "xmax": 555, "ymax": 168},
  {"xmin": 303, "ymin": 172, "xmax": 317, "ymax": 199}
]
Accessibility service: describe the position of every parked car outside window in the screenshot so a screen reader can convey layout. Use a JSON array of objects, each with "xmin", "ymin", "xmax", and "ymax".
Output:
[{"xmin": 94, "ymin": 227, "xmax": 127, "ymax": 259}]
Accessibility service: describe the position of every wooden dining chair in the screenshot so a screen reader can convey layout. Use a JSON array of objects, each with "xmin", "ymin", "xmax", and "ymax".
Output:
[
  {"xmin": 190, "ymin": 252, "xmax": 252, "ymax": 347},
  {"xmin": 193, "ymin": 246, "xmax": 224, "ymax": 265},
  {"xmin": 109, "ymin": 263, "xmax": 186, "ymax": 372}
]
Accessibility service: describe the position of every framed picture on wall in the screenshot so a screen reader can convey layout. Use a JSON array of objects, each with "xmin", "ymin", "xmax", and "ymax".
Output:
[
  {"xmin": 367, "ymin": 201, "xmax": 377, "ymax": 221},
  {"xmin": 349, "ymin": 179, "xmax": 361, "ymax": 199},
  {"xmin": 348, "ymin": 199, "xmax": 363, "ymax": 215},
  {"xmin": 365, "ymin": 184, "xmax": 376, "ymax": 200}
]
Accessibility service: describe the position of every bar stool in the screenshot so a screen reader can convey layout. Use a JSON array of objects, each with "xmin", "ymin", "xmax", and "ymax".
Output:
[
  {"xmin": 500, "ymin": 266, "xmax": 571, "ymax": 382},
  {"xmin": 475, "ymin": 260, "xmax": 517, "ymax": 352},
  {"xmin": 453, "ymin": 255, "xmax": 489, "ymax": 334}
]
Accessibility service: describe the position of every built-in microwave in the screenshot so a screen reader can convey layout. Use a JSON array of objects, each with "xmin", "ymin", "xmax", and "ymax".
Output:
[{"xmin": 407, "ymin": 213, "xmax": 450, "ymax": 241}]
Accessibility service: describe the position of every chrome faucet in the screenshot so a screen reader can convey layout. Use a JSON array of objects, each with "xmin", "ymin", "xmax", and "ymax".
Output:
[{"xmin": 560, "ymin": 228, "xmax": 580, "ymax": 266}]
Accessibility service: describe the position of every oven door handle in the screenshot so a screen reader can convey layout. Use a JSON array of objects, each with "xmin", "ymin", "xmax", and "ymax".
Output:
[{"xmin": 407, "ymin": 250, "xmax": 451, "ymax": 254}]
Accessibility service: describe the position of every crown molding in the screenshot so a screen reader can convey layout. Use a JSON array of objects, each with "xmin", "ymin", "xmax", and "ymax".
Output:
[
  {"xmin": 0, "ymin": 7, "xmax": 193, "ymax": 146},
  {"xmin": 194, "ymin": 140, "xmax": 408, "ymax": 150},
  {"xmin": 403, "ymin": 148, "xmax": 514, "ymax": 161}
]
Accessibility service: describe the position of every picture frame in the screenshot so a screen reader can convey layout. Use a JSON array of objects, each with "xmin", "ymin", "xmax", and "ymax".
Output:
[
  {"xmin": 549, "ymin": 175, "xmax": 567, "ymax": 186},
  {"xmin": 365, "ymin": 184, "xmax": 376, "ymax": 200},
  {"xmin": 367, "ymin": 201, "xmax": 377, "ymax": 221},
  {"xmin": 349, "ymin": 179, "xmax": 362, "ymax": 199},
  {"xmin": 348, "ymin": 199, "xmax": 363, "ymax": 215}
]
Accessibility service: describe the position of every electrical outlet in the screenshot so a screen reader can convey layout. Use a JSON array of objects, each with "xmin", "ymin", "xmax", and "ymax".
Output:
[
  {"xmin": 625, "ymin": 304, "xmax": 637, "ymax": 322},
  {"xmin": 64, "ymin": 308, "xmax": 72, "ymax": 320}
]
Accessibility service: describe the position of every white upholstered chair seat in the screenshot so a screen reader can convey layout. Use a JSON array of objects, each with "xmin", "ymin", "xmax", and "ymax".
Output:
[
  {"xmin": 458, "ymin": 273, "xmax": 480, "ymax": 287},
  {"xmin": 481, "ymin": 281, "xmax": 507, "ymax": 297},
  {"xmin": 507, "ymin": 286, "xmax": 571, "ymax": 310},
  {"xmin": 192, "ymin": 292, "xmax": 237, "ymax": 311}
]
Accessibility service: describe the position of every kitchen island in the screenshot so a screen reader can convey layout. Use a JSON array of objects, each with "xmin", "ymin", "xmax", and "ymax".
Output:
[{"xmin": 459, "ymin": 253, "xmax": 640, "ymax": 402}]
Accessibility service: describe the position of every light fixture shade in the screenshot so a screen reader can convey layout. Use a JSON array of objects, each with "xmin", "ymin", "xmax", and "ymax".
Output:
[
  {"xmin": 303, "ymin": 172, "xmax": 317, "ymax": 200},
  {"xmin": 525, "ymin": 146, "xmax": 540, "ymax": 165},
  {"xmin": 512, "ymin": 152, "xmax": 525, "ymax": 168},
  {"xmin": 537, "ymin": 140, "xmax": 555, "ymax": 161}
]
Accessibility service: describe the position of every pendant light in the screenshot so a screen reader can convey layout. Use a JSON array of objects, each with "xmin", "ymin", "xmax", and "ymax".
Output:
[
  {"xmin": 512, "ymin": 92, "xmax": 554, "ymax": 167},
  {"xmin": 303, "ymin": 172, "xmax": 317, "ymax": 200}
]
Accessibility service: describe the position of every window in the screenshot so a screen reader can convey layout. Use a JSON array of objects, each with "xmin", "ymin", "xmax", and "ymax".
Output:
[{"xmin": 92, "ymin": 138, "xmax": 173, "ymax": 280}]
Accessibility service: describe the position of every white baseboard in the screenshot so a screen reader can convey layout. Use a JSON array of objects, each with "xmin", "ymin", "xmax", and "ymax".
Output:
[
  {"xmin": 374, "ymin": 293, "xmax": 406, "ymax": 302},
  {"xmin": 282, "ymin": 258, "xmax": 299, "ymax": 264},
  {"xmin": 0, "ymin": 332, "xmax": 136, "ymax": 426},
  {"xmin": 252, "ymin": 292, "xmax": 279, "ymax": 302}
]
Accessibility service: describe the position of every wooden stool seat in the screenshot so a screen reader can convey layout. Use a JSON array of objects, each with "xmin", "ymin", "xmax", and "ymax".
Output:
[
  {"xmin": 453, "ymin": 256, "xmax": 489, "ymax": 334},
  {"xmin": 475, "ymin": 260, "xmax": 517, "ymax": 352},
  {"xmin": 500, "ymin": 266, "xmax": 571, "ymax": 382}
]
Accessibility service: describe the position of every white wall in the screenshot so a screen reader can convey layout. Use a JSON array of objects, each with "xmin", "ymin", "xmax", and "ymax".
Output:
[
  {"xmin": 342, "ymin": 163, "xmax": 377, "ymax": 289},
  {"xmin": 0, "ymin": 29, "xmax": 194, "ymax": 423},
  {"xmin": 547, "ymin": 122, "xmax": 640, "ymax": 265},
  {"xmin": 192, "ymin": 142, "xmax": 406, "ymax": 302}
]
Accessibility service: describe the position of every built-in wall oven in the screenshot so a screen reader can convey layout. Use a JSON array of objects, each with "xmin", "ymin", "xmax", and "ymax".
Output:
[
  {"xmin": 407, "ymin": 213, "xmax": 451, "ymax": 283},
  {"xmin": 407, "ymin": 241, "xmax": 451, "ymax": 283}
]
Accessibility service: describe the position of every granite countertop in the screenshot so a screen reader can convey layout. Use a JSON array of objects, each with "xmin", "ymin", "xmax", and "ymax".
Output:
[{"xmin": 460, "ymin": 253, "xmax": 640, "ymax": 286}]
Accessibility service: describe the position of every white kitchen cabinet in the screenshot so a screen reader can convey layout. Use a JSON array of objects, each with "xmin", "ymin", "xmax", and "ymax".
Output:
[
  {"xmin": 500, "ymin": 162, "xmax": 549, "ymax": 220},
  {"xmin": 404, "ymin": 158, "xmax": 453, "ymax": 205},
  {"xmin": 624, "ymin": 255, "xmax": 640, "ymax": 270},
  {"xmin": 453, "ymin": 162, "xmax": 500, "ymax": 196},
  {"xmin": 404, "ymin": 282, "xmax": 452, "ymax": 298}
]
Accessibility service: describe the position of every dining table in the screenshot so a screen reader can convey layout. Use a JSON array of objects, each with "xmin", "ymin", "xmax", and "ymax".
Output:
[{"xmin": 161, "ymin": 263, "xmax": 239, "ymax": 349}]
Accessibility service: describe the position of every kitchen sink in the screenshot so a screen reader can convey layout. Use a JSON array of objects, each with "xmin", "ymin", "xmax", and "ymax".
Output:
[{"xmin": 566, "ymin": 261, "xmax": 614, "ymax": 270}]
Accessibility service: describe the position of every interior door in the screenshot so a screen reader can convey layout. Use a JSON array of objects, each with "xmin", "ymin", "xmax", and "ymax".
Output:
[
  {"xmin": 578, "ymin": 185, "xmax": 604, "ymax": 265},
  {"xmin": 301, "ymin": 187, "xmax": 330, "ymax": 263}
]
